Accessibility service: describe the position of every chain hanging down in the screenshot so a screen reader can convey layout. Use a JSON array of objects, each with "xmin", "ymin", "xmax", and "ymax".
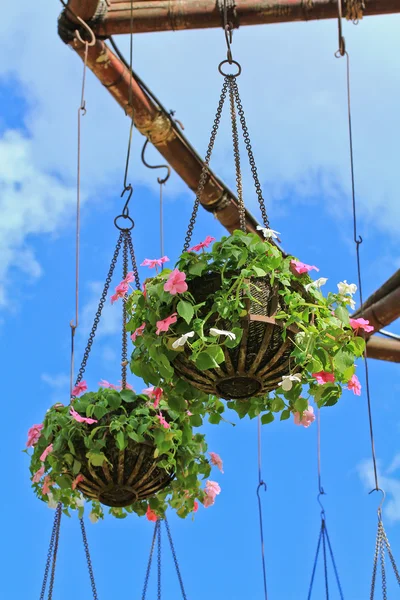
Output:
[
  {"xmin": 141, "ymin": 517, "xmax": 188, "ymax": 600},
  {"xmin": 335, "ymin": 1, "xmax": 400, "ymax": 594}
]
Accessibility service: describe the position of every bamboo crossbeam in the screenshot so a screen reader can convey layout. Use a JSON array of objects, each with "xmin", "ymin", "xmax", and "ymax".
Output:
[
  {"xmin": 352, "ymin": 270, "xmax": 400, "ymax": 336},
  {"xmin": 366, "ymin": 336, "xmax": 400, "ymax": 363}
]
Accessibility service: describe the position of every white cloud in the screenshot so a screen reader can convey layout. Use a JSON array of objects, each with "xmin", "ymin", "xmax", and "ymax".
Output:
[
  {"xmin": 41, "ymin": 372, "xmax": 70, "ymax": 404},
  {"xmin": 358, "ymin": 457, "xmax": 400, "ymax": 522},
  {"xmin": 80, "ymin": 281, "xmax": 121, "ymax": 339}
]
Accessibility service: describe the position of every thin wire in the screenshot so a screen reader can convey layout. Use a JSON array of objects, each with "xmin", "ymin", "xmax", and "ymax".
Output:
[
  {"xmin": 70, "ymin": 37, "xmax": 89, "ymax": 397},
  {"xmin": 317, "ymin": 409, "xmax": 324, "ymax": 496},
  {"xmin": 256, "ymin": 415, "xmax": 268, "ymax": 600},
  {"xmin": 160, "ymin": 182, "xmax": 164, "ymax": 269},
  {"xmin": 379, "ymin": 329, "xmax": 400, "ymax": 341},
  {"xmin": 340, "ymin": 49, "xmax": 379, "ymax": 491},
  {"xmin": 122, "ymin": 0, "xmax": 134, "ymax": 194}
]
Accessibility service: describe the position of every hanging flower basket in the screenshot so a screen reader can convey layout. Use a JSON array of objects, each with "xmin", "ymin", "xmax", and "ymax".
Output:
[
  {"xmin": 127, "ymin": 231, "xmax": 368, "ymax": 423},
  {"xmin": 26, "ymin": 385, "xmax": 223, "ymax": 520}
]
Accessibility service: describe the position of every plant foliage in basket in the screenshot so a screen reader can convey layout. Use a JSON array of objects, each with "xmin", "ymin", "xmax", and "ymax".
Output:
[
  {"xmin": 127, "ymin": 230, "xmax": 370, "ymax": 424},
  {"xmin": 26, "ymin": 383, "xmax": 224, "ymax": 521}
]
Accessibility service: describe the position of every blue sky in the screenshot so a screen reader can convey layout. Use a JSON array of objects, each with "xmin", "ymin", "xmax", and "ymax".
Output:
[{"xmin": 1, "ymin": 3, "xmax": 400, "ymax": 599}]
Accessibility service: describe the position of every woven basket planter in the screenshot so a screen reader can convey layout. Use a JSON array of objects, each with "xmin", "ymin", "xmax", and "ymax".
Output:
[
  {"xmin": 73, "ymin": 436, "xmax": 174, "ymax": 508},
  {"xmin": 173, "ymin": 273, "xmax": 298, "ymax": 400}
]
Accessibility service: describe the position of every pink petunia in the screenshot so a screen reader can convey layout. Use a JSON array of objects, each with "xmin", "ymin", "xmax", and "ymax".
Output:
[
  {"xmin": 40, "ymin": 444, "xmax": 53, "ymax": 462},
  {"xmin": 290, "ymin": 259, "xmax": 319, "ymax": 276},
  {"xmin": 146, "ymin": 505, "xmax": 158, "ymax": 522},
  {"xmin": 26, "ymin": 424, "xmax": 43, "ymax": 447},
  {"xmin": 140, "ymin": 256, "xmax": 170, "ymax": 269},
  {"xmin": 203, "ymin": 480, "xmax": 221, "ymax": 508},
  {"xmin": 189, "ymin": 235, "xmax": 216, "ymax": 252},
  {"xmin": 312, "ymin": 371, "xmax": 335, "ymax": 385},
  {"xmin": 209, "ymin": 452, "xmax": 224, "ymax": 473},
  {"xmin": 347, "ymin": 374, "xmax": 361, "ymax": 396},
  {"xmin": 294, "ymin": 406, "xmax": 316, "ymax": 428},
  {"xmin": 70, "ymin": 407, "xmax": 98, "ymax": 425},
  {"xmin": 71, "ymin": 381, "xmax": 88, "ymax": 397},
  {"xmin": 203, "ymin": 494, "xmax": 215, "ymax": 508},
  {"xmin": 42, "ymin": 475, "xmax": 53, "ymax": 495},
  {"xmin": 124, "ymin": 272, "xmax": 135, "ymax": 284},
  {"xmin": 193, "ymin": 500, "xmax": 199, "ymax": 513},
  {"xmin": 72, "ymin": 474, "xmax": 85, "ymax": 490},
  {"xmin": 118, "ymin": 381, "xmax": 134, "ymax": 391},
  {"xmin": 111, "ymin": 281, "xmax": 129, "ymax": 304},
  {"xmin": 99, "ymin": 380, "xmax": 118, "ymax": 390},
  {"xmin": 349, "ymin": 318, "xmax": 374, "ymax": 334},
  {"xmin": 156, "ymin": 413, "xmax": 170, "ymax": 429},
  {"xmin": 143, "ymin": 386, "xmax": 163, "ymax": 409},
  {"xmin": 142, "ymin": 283, "xmax": 147, "ymax": 298},
  {"xmin": 156, "ymin": 313, "xmax": 178, "ymax": 335},
  {"xmin": 164, "ymin": 269, "xmax": 188, "ymax": 295},
  {"xmin": 32, "ymin": 465, "xmax": 45, "ymax": 484},
  {"xmin": 131, "ymin": 323, "xmax": 146, "ymax": 342}
]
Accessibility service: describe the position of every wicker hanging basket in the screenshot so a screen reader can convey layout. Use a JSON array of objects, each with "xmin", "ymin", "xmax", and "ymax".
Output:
[
  {"xmin": 173, "ymin": 272, "xmax": 299, "ymax": 400},
  {"xmin": 73, "ymin": 435, "xmax": 174, "ymax": 508}
]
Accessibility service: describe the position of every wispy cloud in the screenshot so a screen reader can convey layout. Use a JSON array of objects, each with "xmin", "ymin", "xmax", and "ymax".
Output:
[
  {"xmin": 80, "ymin": 281, "xmax": 121, "ymax": 339},
  {"xmin": 41, "ymin": 372, "xmax": 69, "ymax": 404}
]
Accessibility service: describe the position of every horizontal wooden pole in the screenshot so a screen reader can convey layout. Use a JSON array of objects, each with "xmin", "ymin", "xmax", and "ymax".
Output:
[
  {"xmin": 65, "ymin": 0, "xmax": 400, "ymax": 36},
  {"xmin": 366, "ymin": 336, "xmax": 400, "ymax": 363},
  {"xmin": 353, "ymin": 269, "xmax": 400, "ymax": 336}
]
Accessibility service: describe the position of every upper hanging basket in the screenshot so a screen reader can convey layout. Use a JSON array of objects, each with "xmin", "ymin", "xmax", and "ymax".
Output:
[{"xmin": 173, "ymin": 272, "xmax": 297, "ymax": 400}]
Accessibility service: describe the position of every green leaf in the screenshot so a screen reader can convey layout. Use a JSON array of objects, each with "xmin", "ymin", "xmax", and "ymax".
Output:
[
  {"xmin": 116, "ymin": 431, "xmax": 126, "ymax": 451},
  {"xmin": 335, "ymin": 305, "xmax": 350, "ymax": 326},
  {"xmin": 120, "ymin": 389, "xmax": 136, "ymax": 403},
  {"xmin": 177, "ymin": 300, "xmax": 194, "ymax": 325},
  {"xmin": 158, "ymin": 354, "xmax": 174, "ymax": 380},
  {"xmin": 224, "ymin": 327, "xmax": 243, "ymax": 348},
  {"xmin": 352, "ymin": 336, "xmax": 366, "ymax": 356},
  {"xmin": 253, "ymin": 266, "xmax": 267, "ymax": 277},
  {"xmin": 87, "ymin": 452, "xmax": 106, "ymax": 467},
  {"xmin": 261, "ymin": 412, "xmax": 274, "ymax": 425},
  {"xmin": 190, "ymin": 414, "xmax": 203, "ymax": 427},
  {"xmin": 208, "ymin": 413, "xmax": 222, "ymax": 425},
  {"xmin": 72, "ymin": 459, "xmax": 81, "ymax": 475},
  {"xmin": 167, "ymin": 395, "xmax": 187, "ymax": 412},
  {"xmin": 271, "ymin": 398, "xmax": 285, "ymax": 412},
  {"xmin": 107, "ymin": 392, "xmax": 122, "ymax": 410},
  {"xmin": 280, "ymin": 409, "xmax": 291, "ymax": 421},
  {"xmin": 334, "ymin": 350, "xmax": 354, "ymax": 375},
  {"xmin": 294, "ymin": 397, "xmax": 308, "ymax": 413},
  {"xmin": 195, "ymin": 352, "xmax": 218, "ymax": 370},
  {"xmin": 189, "ymin": 261, "xmax": 207, "ymax": 277},
  {"xmin": 93, "ymin": 405, "xmax": 108, "ymax": 420}
]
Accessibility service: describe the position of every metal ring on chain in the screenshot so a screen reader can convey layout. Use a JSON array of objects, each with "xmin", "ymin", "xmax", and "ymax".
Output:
[
  {"xmin": 218, "ymin": 59, "xmax": 241, "ymax": 77},
  {"xmin": 114, "ymin": 214, "xmax": 135, "ymax": 231}
]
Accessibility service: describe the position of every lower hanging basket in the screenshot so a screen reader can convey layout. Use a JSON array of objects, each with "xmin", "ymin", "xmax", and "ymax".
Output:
[
  {"xmin": 73, "ymin": 436, "xmax": 174, "ymax": 508},
  {"xmin": 173, "ymin": 273, "xmax": 299, "ymax": 400}
]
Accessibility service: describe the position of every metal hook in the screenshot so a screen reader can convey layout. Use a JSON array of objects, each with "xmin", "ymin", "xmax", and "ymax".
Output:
[
  {"xmin": 223, "ymin": 0, "xmax": 233, "ymax": 63},
  {"xmin": 369, "ymin": 488, "xmax": 386, "ymax": 517},
  {"xmin": 141, "ymin": 138, "xmax": 171, "ymax": 185},
  {"xmin": 74, "ymin": 16, "xmax": 96, "ymax": 47},
  {"xmin": 335, "ymin": 0, "xmax": 346, "ymax": 57},
  {"xmin": 317, "ymin": 491, "xmax": 326, "ymax": 517},
  {"xmin": 121, "ymin": 185, "xmax": 133, "ymax": 216}
]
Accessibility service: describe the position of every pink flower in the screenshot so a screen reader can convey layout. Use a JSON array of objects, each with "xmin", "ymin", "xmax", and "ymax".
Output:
[
  {"xmin": 141, "ymin": 256, "xmax": 170, "ymax": 269},
  {"xmin": 124, "ymin": 272, "xmax": 135, "ymax": 284},
  {"xmin": 26, "ymin": 424, "xmax": 43, "ymax": 447},
  {"xmin": 349, "ymin": 318, "xmax": 374, "ymax": 334},
  {"xmin": 193, "ymin": 501, "xmax": 199, "ymax": 513},
  {"xmin": 312, "ymin": 371, "xmax": 335, "ymax": 385},
  {"xmin": 71, "ymin": 381, "xmax": 87, "ymax": 397},
  {"xmin": 294, "ymin": 406, "xmax": 315, "ymax": 428},
  {"xmin": 70, "ymin": 407, "xmax": 98, "ymax": 425},
  {"xmin": 187, "ymin": 411, "xmax": 193, "ymax": 417},
  {"xmin": 40, "ymin": 444, "xmax": 53, "ymax": 462},
  {"xmin": 209, "ymin": 452, "xmax": 224, "ymax": 473},
  {"xmin": 164, "ymin": 269, "xmax": 188, "ymax": 295},
  {"xmin": 156, "ymin": 413, "xmax": 170, "ymax": 429},
  {"xmin": 131, "ymin": 323, "xmax": 146, "ymax": 342},
  {"xmin": 156, "ymin": 313, "xmax": 178, "ymax": 335},
  {"xmin": 99, "ymin": 380, "xmax": 118, "ymax": 390},
  {"xmin": 146, "ymin": 505, "xmax": 158, "ymax": 522},
  {"xmin": 42, "ymin": 475, "xmax": 53, "ymax": 495},
  {"xmin": 203, "ymin": 480, "xmax": 221, "ymax": 508},
  {"xmin": 203, "ymin": 494, "xmax": 215, "ymax": 508},
  {"xmin": 189, "ymin": 235, "xmax": 216, "ymax": 252},
  {"xmin": 142, "ymin": 283, "xmax": 147, "ymax": 298},
  {"xmin": 118, "ymin": 381, "xmax": 134, "ymax": 390},
  {"xmin": 347, "ymin": 374, "xmax": 361, "ymax": 396},
  {"xmin": 72, "ymin": 474, "xmax": 85, "ymax": 490},
  {"xmin": 290, "ymin": 259, "xmax": 319, "ymax": 275},
  {"xmin": 111, "ymin": 281, "xmax": 129, "ymax": 304},
  {"xmin": 143, "ymin": 386, "xmax": 163, "ymax": 409},
  {"xmin": 32, "ymin": 465, "xmax": 45, "ymax": 483}
]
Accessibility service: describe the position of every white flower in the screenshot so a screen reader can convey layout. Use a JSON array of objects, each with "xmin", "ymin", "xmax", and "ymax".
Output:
[
  {"xmin": 278, "ymin": 374, "xmax": 302, "ymax": 392},
  {"xmin": 89, "ymin": 511, "xmax": 99, "ymax": 524},
  {"xmin": 342, "ymin": 296, "xmax": 356, "ymax": 310},
  {"xmin": 47, "ymin": 493, "xmax": 58, "ymax": 509},
  {"xmin": 172, "ymin": 331, "xmax": 195, "ymax": 349},
  {"xmin": 209, "ymin": 328, "xmax": 236, "ymax": 341},
  {"xmin": 337, "ymin": 280, "xmax": 357, "ymax": 296},
  {"xmin": 256, "ymin": 226, "xmax": 281, "ymax": 240},
  {"xmin": 75, "ymin": 494, "xmax": 85, "ymax": 509},
  {"xmin": 305, "ymin": 277, "xmax": 328, "ymax": 292}
]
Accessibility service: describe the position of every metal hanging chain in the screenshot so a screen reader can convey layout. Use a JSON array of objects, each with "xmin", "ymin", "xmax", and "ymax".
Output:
[
  {"xmin": 141, "ymin": 520, "xmax": 159, "ymax": 600},
  {"xmin": 46, "ymin": 504, "xmax": 63, "ymax": 600},
  {"xmin": 228, "ymin": 78, "xmax": 246, "ymax": 232},
  {"xmin": 157, "ymin": 520, "xmax": 162, "ymax": 600},
  {"xmin": 256, "ymin": 416, "xmax": 268, "ymax": 600},
  {"xmin": 182, "ymin": 77, "xmax": 230, "ymax": 252},
  {"xmin": 80, "ymin": 518, "xmax": 99, "ymax": 600},
  {"xmin": 126, "ymin": 232, "xmax": 142, "ymax": 290},
  {"xmin": 39, "ymin": 503, "xmax": 62, "ymax": 600},
  {"xmin": 230, "ymin": 77, "xmax": 270, "ymax": 229},
  {"xmin": 370, "ymin": 513, "xmax": 400, "ymax": 599},
  {"xmin": 75, "ymin": 232, "xmax": 123, "ymax": 385},
  {"xmin": 164, "ymin": 517, "xmax": 188, "ymax": 600},
  {"xmin": 308, "ymin": 526, "xmax": 323, "ymax": 600},
  {"xmin": 121, "ymin": 233, "xmax": 129, "ymax": 389}
]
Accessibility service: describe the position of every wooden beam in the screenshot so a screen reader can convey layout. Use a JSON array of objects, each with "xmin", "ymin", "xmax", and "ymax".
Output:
[
  {"xmin": 366, "ymin": 336, "xmax": 400, "ymax": 363},
  {"xmin": 352, "ymin": 269, "xmax": 400, "ymax": 336},
  {"xmin": 68, "ymin": 0, "xmax": 400, "ymax": 37}
]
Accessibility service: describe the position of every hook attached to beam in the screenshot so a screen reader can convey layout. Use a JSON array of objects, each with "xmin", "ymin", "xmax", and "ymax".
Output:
[{"xmin": 141, "ymin": 139, "xmax": 171, "ymax": 185}]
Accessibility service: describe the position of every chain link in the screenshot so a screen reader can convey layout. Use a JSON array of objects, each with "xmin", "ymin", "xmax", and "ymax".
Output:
[
  {"xmin": 80, "ymin": 518, "xmax": 99, "ymax": 600},
  {"xmin": 230, "ymin": 77, "xmax": 270, "ymax": 229},
  {"xmin": 141, "ymin": 521, "xmax": 159, "ymax": 600},
  {"xmin": 379, "ymin": 524, "xmax": 387, "ymax": 600},
  {"xmin": 39, "ymin": 503, "xmax": 62, "ymax": 600},
  {"xmin": 370, "ymin": 514, "xmax": 400, "ymax": 598},
  {"xmin": 121, "ymin": 233, "xmax": 129, "ymax": 389},
  {"xmin": 47, "ymin": 503, "xmax": 62, "ymax": 600},
  {"xmin": 228, "ymin": 78, "xmax": 245, "ymax": 232},
  {"xmin": 157, "ymin": 520, "xmax": 162, "ymax": 600},
  {"xmin": 126, "ymin": 231, "xmax": 141, "ymax": 290},
  {"xmin": 75, "ymin": 232, "xmax": 123, "ymax": 386},
  {"xmin": 182, "ymin": 78, "xmax": 230, "ymax": 252},
  {"xmin": 164, "ymin": 517, "xmax": 188, "ymax": 600}
]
